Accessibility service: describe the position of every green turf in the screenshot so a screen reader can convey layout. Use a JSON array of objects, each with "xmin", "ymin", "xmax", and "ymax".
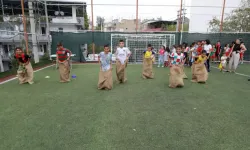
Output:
[{"xmin": 1, "ymin": 64, "xmax": 250, "ymax": 150}]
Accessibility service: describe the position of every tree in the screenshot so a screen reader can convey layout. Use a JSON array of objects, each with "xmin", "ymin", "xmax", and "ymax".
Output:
[
  {"xmin": 96, "ymin": 16, "xmax": 105, "ymax": 30},
  {"xmin": 166, "ymin": 24, "xmax": 189, "ymax": 31},
  {"xmin": 209, "ymin": 0, "xmax": 250, "ymax": 32},
  {"xmin": 84, "ymin": 13, "xmax": 89, "ymax": 30}
]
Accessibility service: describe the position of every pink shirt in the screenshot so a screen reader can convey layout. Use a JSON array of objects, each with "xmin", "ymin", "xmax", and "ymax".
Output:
[{"xmin": 159, "ymin": 49, "xmax": 165, "ymax": 55}]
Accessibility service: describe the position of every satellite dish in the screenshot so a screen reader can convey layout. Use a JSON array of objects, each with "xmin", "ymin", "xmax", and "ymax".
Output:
[
  {"xmin": 60, "ymin": 11, "xmax": 64, "ymax": 16},
  {"xmin": 55, "ymin": 11, "xmax": 59, "ymax": 16}
]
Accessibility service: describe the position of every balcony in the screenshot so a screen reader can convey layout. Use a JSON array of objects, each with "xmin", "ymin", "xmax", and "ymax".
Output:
[{"xmin": 0, "ymin": 30, "xmax": 51, "ymax": 43}]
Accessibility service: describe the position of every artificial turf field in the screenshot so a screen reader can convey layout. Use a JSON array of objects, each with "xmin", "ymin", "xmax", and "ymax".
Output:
[{"xmin": 1, "ymin": 64, "xmax": 250, "ymax": 150}]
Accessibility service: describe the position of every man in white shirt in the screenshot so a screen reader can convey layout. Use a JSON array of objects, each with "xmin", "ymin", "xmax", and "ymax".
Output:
[
  {"xmin": 115, "ymin": 40, "xmax": 131, "ymax": 83},
  {"xmin": 203, "ymin": 39, "xmax": 212, "ymax": 72}
]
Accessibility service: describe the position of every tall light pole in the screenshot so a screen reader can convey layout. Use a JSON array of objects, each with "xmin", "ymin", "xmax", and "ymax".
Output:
[
  {"xmin": 220, "ymin": 0, "xmax": 226, "ymax": 32},
  {"xmin": 20, "ymin": 0, "xmax": 29, "ymax": 54}
]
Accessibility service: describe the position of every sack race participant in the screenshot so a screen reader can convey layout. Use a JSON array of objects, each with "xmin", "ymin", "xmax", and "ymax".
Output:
[
  {"xmin": 14, "ymin": 47, "xmax": 34, "ymax": 84},
  {"xmin": 115, "ymin": 40, "xmax": 131, "ymax": 83},
  {"xmin": 191, "ymin": 50, "xmax": 208, "ymax": 83},
  {"xmin": 56, "ymin": 42, "xmax": 72, "ymax": 83},
  {"xmin": 97, "ymin": 45, "xmax": 113, "ymax": 90},
  {"xmin": 142, "ymin": 44, "xmax": 155, "ymax": 79},
  {"xmin": 219, "ymin": 53, "xmax": 228, "ymax": 72},
  {"xmin": 169, "ymin": 46, "xmax": 186, "ymax": 88}
]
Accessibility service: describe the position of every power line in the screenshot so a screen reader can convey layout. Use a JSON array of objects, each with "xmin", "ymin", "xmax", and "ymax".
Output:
[{"xmin": 36, "ymin": 2, "xmax": 244, "ymax": 9}]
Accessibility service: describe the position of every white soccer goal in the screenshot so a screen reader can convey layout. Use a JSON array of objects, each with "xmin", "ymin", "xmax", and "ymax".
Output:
[{"xmin": 111, "ymin": 34, "xmax": 175, "ymax": 63}]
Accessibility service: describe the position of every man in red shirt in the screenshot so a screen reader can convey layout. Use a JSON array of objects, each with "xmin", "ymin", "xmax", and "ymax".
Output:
[{"xmin": 56, "ymin": 42, "xmax": 72, "ymax": 83}]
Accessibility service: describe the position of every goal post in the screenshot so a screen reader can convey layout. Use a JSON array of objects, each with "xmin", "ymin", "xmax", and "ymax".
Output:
[{"xmin": 111, "ymin": 34, "xmax": 175, "ymax": 63}]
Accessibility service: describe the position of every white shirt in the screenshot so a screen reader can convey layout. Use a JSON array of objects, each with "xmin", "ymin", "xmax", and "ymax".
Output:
[
  {"xmin": 204, "ymin": 44, "xmax": 212, "ymax": 53},
  {"xmin": 115, "ymin": 47, "xmax": 131, "ymax": 64},
  {"xmin": 172, "ymin": 48, "xmax": 176, "ymax": 53},
  {"xmin": 164, "ymin": 51, "xmax": 169, "ymax": 61},
  {"xmin": 221, "ymin": 56, "xmax": 227, "ymax": 64}
]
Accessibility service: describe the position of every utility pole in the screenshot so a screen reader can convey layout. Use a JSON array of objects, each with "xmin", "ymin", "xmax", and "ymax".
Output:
[
  {"xmin": 1, "ymin": 0, "xmax": 4, "ymax": 20},
  {"xmin": 28, "ymin": 1, "xmax": 39, "ymax": 63},
  {"xmin": 91, "ymin": 0, "xmax": 95, "ymax": 60},
  {"xmin": 44, "ymin": 0, "xmax": 51, "ymax": 60},
  {"xmin": 220, "ymin": 0, "xmax": 226, "ymax": 32},
  {"xmin": 20, "ymin": 0, "xmax": 29, "ymax": 54},
  {"xmin": 178, "ymin": 0, "xmax": 183, "ymax": 32},
  {"xmin": 136, "ymin": 0, "xmax": 138, "ymax": 32}
]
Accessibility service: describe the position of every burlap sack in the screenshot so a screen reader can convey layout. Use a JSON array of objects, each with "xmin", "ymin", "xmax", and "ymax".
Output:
[
  {"xmin": 17, "ymin": 62, "xmax": 34, "ymax": 84},
  {"xmin": 180, "ymin": 64, "xmax": 188, "ymax": 79},
  {"xmin": 58, "ymin": 60, "xmax": 70, "ymax": 82},
  {"xmin": 142, "ymin": 57, "xmax": 154, "ymax": 79},
  {"xmin": 116, "ymin": 59, "xmax": 127, "ymax": 83},
  {"xmin": 98, "ymin": 68, "xmax": 113, "ymax": 90},
  {"xmin": 169, "ymin": 65, "xmax": 184, "ymax": 88},
  {"xmin": 191, "ymin": 63, "xmax": 208, "ymax": 83}
]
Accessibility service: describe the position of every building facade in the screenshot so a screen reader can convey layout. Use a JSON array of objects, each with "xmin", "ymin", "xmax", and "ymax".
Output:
[{"xmin": 0, "ymin": 0, "xmax": 87, "ymax": 72}]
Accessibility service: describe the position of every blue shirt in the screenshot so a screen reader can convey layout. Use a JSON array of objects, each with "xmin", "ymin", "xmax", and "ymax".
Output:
[{"xmin": 99, "ymin": 52, "xmax": 112, "ymax": 71}]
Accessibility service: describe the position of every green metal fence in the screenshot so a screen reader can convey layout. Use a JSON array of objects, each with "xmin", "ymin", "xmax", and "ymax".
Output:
[{"xmin": 51, "ymin": 31, "xmax": 250, "ymax": 61}]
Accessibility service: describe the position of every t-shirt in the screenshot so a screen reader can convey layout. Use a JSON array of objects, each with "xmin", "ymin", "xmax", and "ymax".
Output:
[
  {"xmin": 190, "ymin": 47, "xmax": 197, "ymax": 62},
  {"xmin": 14, "ymin": 54, "xmax": 31, "ymax": 63},
  {"xmin": 99, "ymin": 52, "xmax": 112, "ymax": 71},
  {"xmin": 184, "ymin": 47, "xmax": 189, "ymax": 53},
  {"xmin": 197, "ymin": 46, "xmax": 203, "ymax": 55},
  {"xmin": 143, "ymin": 50, "xmax": 155, "ymax": 58},
  {"xmin": 172, "ymin": 48, "xmax": 176, "ymax": 53},
  {"xmin": 221, "ymin": 56, "xmax": 227, "ymax": 64},
  {"xmin": 164, "ymin": 51, "xmax": 169, "ymax": 61},
  {"xmin": 56, "ymin": 48, "xmax": 70, "ymax": 62},
  {"xmin": 170, "ymin": 52, "xmax": 185, "ymax": 65},
  {"xmin": 196, "ymin": 55, "xmax": 207, "ymax": 64},
  {"xmin": 204, "ymin": 44, "xmax": 212, "ymax": 53},
  {"xmin": 159, "ymin": 49, "xmax": 165, "ymax": 55},
  {"xmin": 115, "ymin": 47, "xmax": 131, "ymax": 64}
]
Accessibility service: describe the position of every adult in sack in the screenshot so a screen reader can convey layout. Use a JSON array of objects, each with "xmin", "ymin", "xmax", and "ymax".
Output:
[
  {"xmin": 191, "ymin": 50, "xmax": 208, "ymax": 83},
  {"xmin": 142, "ymin": 44, "xmax": 155, "ymax": 79},
  {"xmin": 168, "ymin": 46, "xmax": 186, "ymax": 88},
  {"xmin": 97, "ymin": 45, "xmax": 113, "ymax": 90},
  {"xmin": 14, "ymin": 47, "xmax": 34, "ymax": 85},
  {"xmin": 115, "ymin": 40, "xmax": 131, "ymax": 83},
  {"xmin": 56, "ymin": 42, "xmax": 72, "ymax": 83}
]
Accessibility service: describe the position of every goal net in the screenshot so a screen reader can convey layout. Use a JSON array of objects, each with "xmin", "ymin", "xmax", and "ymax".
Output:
[{"xmin": 111, "ymin": 34, "xmax": 175, "ymax": 63}]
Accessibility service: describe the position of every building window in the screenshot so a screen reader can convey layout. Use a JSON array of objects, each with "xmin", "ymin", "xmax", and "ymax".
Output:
[
  {"xmin": 41, "ymin": 27, "xmax": 46, "ymax": 34},
  {"xmin": 58, "ymin": 27, "xmax": 63, "ymax": 32}
]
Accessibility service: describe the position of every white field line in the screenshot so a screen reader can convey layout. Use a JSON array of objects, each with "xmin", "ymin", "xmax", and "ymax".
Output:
[
  {"xmin": 0, "ymin": 64, "xmax": 55, "ymax": 85},
  {"xmin": 210, "ymin": 66, "xmax": 250, "ymax": 77}
]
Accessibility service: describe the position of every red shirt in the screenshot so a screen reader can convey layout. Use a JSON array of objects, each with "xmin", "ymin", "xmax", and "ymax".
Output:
[
  {"xmin": 56, "ymin": 48, "xmax": 70, "ymax": 62},
  {"xmin": 216, "ymin": 44, "xmax": 221, "ymax": 54},
  {"xmin": 197, "ymin": 46, "xmax": 203, "ymax": 55}
]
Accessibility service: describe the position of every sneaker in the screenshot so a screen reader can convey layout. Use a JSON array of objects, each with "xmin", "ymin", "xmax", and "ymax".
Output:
[
  {"xmin": 157, "ymin": 66, "xmax": 160, "ymax": 68},
  {"xmin": 162, "ymin": 66, "xmax": 164, "ymax": 68},
  {"xmin": 28, "ymin": 81, "xmax": 34, "ymax": 85}
]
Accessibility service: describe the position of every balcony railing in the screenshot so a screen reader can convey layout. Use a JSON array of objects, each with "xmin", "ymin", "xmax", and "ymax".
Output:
[{"xmin": 0, "ymin": 30, "xmax": 51, "ymax": 43}]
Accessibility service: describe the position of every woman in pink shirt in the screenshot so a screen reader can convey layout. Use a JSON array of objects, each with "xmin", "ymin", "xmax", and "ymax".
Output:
[{"xmin": 158, "ymin": 46, "xmax": 165, "ymax": 67}]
